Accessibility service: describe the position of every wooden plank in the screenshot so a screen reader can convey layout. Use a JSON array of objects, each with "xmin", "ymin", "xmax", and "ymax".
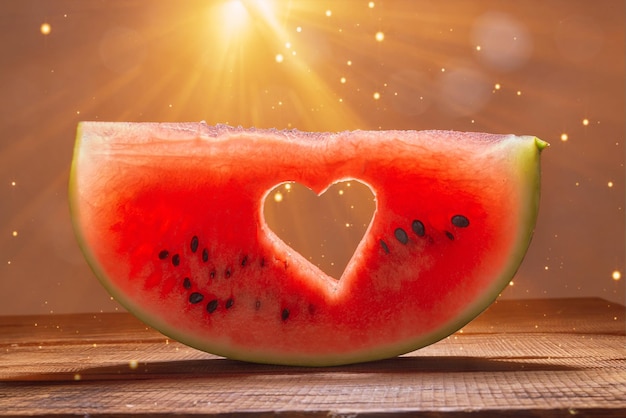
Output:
[{"xmin": 1, "ymin": 298, "xmax": 624, "ymax": 417}]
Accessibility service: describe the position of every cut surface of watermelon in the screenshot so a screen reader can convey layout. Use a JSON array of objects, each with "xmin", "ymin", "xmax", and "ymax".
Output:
[{"xmin": 70, "ymin": 122, "xmax": 546, "ymax": 366}]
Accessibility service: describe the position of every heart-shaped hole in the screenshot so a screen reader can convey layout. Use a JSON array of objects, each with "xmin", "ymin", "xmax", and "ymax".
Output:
[{"xmin": 264, "ymin": 180, "xmax": 376, "ymax": 280}]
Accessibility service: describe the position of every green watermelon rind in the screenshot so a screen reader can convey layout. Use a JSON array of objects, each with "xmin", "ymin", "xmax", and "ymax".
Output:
[{"xmin": 70, "ymin": 123, "xmax": 546, "ymax": 366}]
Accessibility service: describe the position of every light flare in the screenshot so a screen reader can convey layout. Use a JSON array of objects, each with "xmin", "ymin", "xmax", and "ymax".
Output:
[{"xmin": 221, "ymin": 1, "xmax": 249, "ymax": 30}]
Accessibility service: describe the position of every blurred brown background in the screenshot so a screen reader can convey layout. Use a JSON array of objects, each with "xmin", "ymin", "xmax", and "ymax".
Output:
[{"xmin": 1, "ymin": 0, "xmax": 624, "ymax": 314}]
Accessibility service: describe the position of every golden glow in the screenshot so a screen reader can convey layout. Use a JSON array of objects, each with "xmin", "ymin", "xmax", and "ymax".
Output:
[
  {"xmin": 12, "ymin": 231, "xmax": 18, "ymax": 237},
  {"xmin": 220, "ymin": 0, "xmax": 250, "ymax": 33},
  {"xmin": 187, "ymin": 0, "xmax": 364, "ymax": 129},
  {"xmin": 612, "ymin": 270, "xmax": 621, "ymax": 281},
  {"xmin": 375, "ymin": 31, "xmax": 385, "ymax": 42},
  {"xmin": 608, "ymin": 181, "xmax": 614, "ymax": 188},
  {"xmin": 560, "ymin": 133, "xmax": 569, "ymax": 142},
  {"xmin": 582, "ymin": 118, "xmax": 590, "ymax": 126}
]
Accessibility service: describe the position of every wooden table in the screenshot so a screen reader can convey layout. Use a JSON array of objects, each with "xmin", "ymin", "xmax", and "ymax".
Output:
[{"xmin": 1, "ymin": 298, "xmax": 624, "ymax": 417}]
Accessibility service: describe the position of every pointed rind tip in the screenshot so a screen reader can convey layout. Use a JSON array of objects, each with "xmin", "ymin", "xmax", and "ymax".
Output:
[{"xmin": 535, "ymin": 137, "xmax": 549, "ymax": 151}]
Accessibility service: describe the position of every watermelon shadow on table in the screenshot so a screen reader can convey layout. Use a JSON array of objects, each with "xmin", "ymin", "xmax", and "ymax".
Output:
[{"xmin": 10, "ymin": 356, "xmax": 578, "ymax": 383}]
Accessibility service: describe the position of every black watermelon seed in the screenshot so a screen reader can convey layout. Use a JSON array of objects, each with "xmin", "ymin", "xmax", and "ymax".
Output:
[
  {"xmin": 260, "ymin": 258, "xmax": 266, "ymax": 267},
  {"xmin": 241, "ymin": 255, "xmax": 248, "ymax": 267},
  {"xmin": 158, "ymin": 250, "xmax": 169, "ymax": 260},
  {"xmin": 225, "ymin": 268, "xmax": 231, "ymax": 278},
  {"xmin": 172, "ymin": 254, "xmax": 180, "ymax": 267},
  {"xmin": 380, "ymin": 239, "xmax": 390, "ymax": 254},
  {"xmin": 225, "ymin": 298, "xmax": 234, "ymax": 309},
  {"xmin": 190, "ymin": 236, "xmax": 199, "ymax": 253},
  {"xmin": 394, "ymin": 228, "xmax": 409, "ymax": 244},
  {"xmin": 281, "ymin": 308, "xmax": 290, "ymax": 321},
  {"xmin": 183, "ymin": 277, "xmax": 191, "ymax": 289},
  {"xmin": 451, "ymin": 215, "xmax": 470, "ymax": 228},
  {"xmin": 445, "ymin": 231, "xmax": 455, "ymax": 240},
  {"xmin": 210, "ymin": 270, "xmax": 216, "ymax": 279},
  {"xmin": 255, "ymin": 300, "xmax": 261, "ymax": 310},
  {"xmin": 202, "ymin": 248, "xmax": 209, "ymax": 262},
  {"xmin": 189, "ymin": 292, "xmax": 204, "ymax": 304},
  {"xmin": 411, "ymin": 220, "xmax": 425, "ymax": 237},
  {"xmin": 207, "ymin": 299, "xmax": 219, "ymax": 313}
]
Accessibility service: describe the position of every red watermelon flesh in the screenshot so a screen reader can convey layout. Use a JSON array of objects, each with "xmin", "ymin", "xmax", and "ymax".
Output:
[{"xmin": 70, "ymin": 122, "xmax": 546, "ymax": 366}]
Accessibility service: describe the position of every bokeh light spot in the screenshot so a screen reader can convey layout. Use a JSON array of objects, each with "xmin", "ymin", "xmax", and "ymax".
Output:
[
  {"xmin": 438, "ymin": 67, "xmax": 490, "ymax": 117},
  {"xmin": 472, "ymin": 11, "xmax": 532, "ymax": 71},
  {"xmin": 40, "ymin": 22, "xmax": 51, "ymax": 35}
]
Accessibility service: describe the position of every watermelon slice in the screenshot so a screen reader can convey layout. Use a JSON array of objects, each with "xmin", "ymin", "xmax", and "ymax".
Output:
[{"xmin": 70, "ymin": 122, "xmax": 546, "ymax": 366}]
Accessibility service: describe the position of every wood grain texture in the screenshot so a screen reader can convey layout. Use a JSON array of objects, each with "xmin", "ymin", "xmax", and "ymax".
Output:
[{"xmin": 1, "ymin": 298, "xmax": 624, "ymax": 417}]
